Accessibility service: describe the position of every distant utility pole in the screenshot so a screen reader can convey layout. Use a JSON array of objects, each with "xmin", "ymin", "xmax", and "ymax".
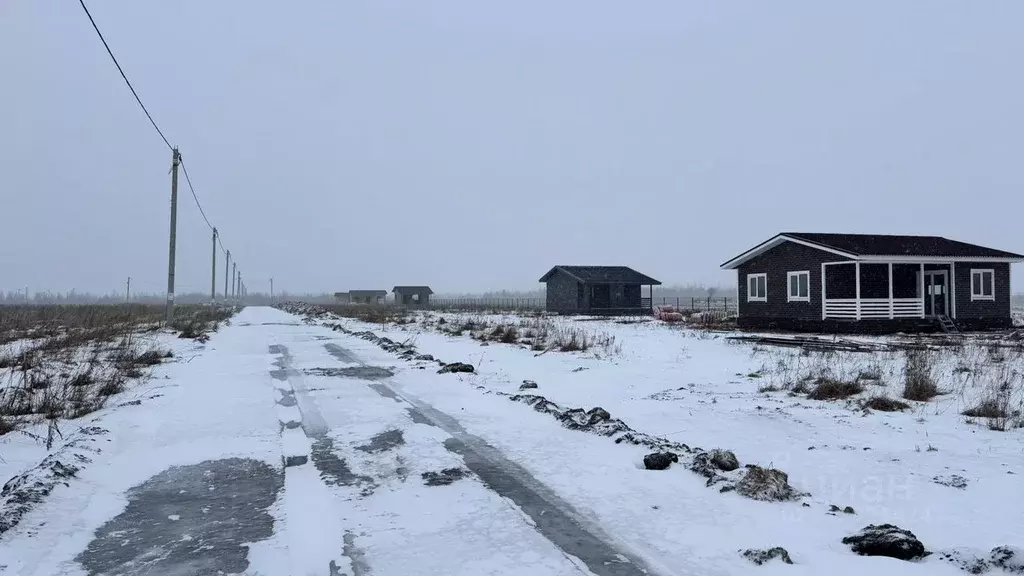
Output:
[
  {"xmin": 270, "ymin": 278, "xmax": 274, "ymax": 302},
  {"xmin": 165, "ymin": 147, "xmax": 181, "ymax": 323},
  {"xmin": 224, "ymin": 250, "xmax": 231, "ymax": 300},
  {"xmin": 211, "ymin": 228, "xmax": 218, "ymax": 302},
  {"xmin": 232, "ymin": 262, "xmax": 238, "ymax": 302},
  {"xmin": 126, "ymin": 277, "xmax": 132, "ymax": 318}
]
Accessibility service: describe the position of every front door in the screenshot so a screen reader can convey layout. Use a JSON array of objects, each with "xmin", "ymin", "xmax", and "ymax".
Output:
[{"xmin": 923, "ymin": 271, "xmax": 948, "ymax": 317}]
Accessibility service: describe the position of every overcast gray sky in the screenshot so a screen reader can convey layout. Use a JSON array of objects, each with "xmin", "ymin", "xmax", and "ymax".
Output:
[{"xmin": 3, "ymin": 1, "xmax": 1023, "ymax": 296}]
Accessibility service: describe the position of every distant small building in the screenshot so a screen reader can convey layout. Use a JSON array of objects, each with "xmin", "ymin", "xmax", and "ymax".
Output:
[
  {"xmin": 333, "ymin": 292, "xmax": 350, "ymax": 304},
  {"xmin": 349, "ymin": 290, "xmax": 387, "ymax": 305},
  {"xmin": 393, "ymin": 286, "xmax": 433, "ymax": 306},
  {"xmin": 539, "ymin": 266, "xmax": 661, "ymax": 314}
]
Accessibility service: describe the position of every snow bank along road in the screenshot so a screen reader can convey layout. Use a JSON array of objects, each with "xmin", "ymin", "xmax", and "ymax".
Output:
[{"xmin": 0, "ymin": 307, "xmax": 664, "ymax": 576}]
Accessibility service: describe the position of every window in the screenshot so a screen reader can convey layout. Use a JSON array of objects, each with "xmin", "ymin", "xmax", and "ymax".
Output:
[
  {"xmin": 747, "ymin": 273, "xmax": 767, "ymax": 302},
  {"xmin": 787, "ymin": 271, "xmax": 810, "ymax": 302},
  {"xmin": 971, "ymin": 269, "xmax": 995, "ymax": 301}
]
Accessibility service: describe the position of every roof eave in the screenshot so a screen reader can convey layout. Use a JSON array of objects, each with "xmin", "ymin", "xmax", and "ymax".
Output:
[{"xmin": 720, "ymin": 234, "xmax": 860, "ymax": 269}]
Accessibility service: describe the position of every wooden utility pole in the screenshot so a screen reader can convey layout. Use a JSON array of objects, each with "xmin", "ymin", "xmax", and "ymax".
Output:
[
  {"xmin": 165, "ymin": 147, "xmax": 180, "ymax": 323},
  {"xmin": 270, "ymin": 278, "xmax": 274, "ymax": 302},
  {"xmin": 126, "ymin": 276, "xmax": 132, "ymax": 318},
  {"xmin": 232, "ymin": 262, "xmax": 237, "ymax": 302},
  {"xmin": 224, "ymin": 250, "xmax": 231, "ymax": 300},
  {"xmin": 211, "ymin": 228, "xmax": 218, "ymax": 302}
]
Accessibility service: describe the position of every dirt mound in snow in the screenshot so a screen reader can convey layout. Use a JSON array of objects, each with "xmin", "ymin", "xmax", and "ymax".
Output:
[
  {"xmin": 938, "ymin": 546, "xmax": 1024, "ymax": 574},
  {"xmin": 438, "ymin": 362, "xmax": 475, "ymax": 374},
  {"xmin": 736, "ymin": 466, "xmax": 800, "ymax": 502},
  {"xmin": 741, "ymin": 547, "xmax": 793, "ymax": 565},
  {"xmin": 422, "ymin": 468, "xmax": 469, "ymax": 486},
  {"xmin": 0, "ymin": 426, "xmax": 108, "ymax": 536},
  {"xmin": 508, "ymin": 392, "xmax": 800, "ymax": 500},
  {"xmin": 643, "ymin": 452, "xmax": 678, "ymax": 470},
  {"xmin": 842, "ymin": 524, "xmax": 927, "ymax": 561}
]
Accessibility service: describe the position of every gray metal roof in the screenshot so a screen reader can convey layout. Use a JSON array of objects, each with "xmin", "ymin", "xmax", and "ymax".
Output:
[
  {"xmin": 784, "ymin": 233, "xmax": 1024, "ymax": 259},
  {"xmin": 392, "ymin": 286, "xmax": 434, "ymax": 294},
  {"xmin": 539, "ymin": 266, "xmax": 661, "ymax": 285},
  {"xmin": 722, "ymin": 233, "xmax": 1024, "ymax": 269}
]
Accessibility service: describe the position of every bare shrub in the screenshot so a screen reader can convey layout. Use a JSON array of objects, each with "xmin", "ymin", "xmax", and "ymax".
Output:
[
  {"xmin": 499, "ymin": 325, "xmax": 519, "ymax": 344},
  {"xmin": 555, "ymin": 328, "xmax": 589, "ymax": 352},
  {"xmin": 807, "ymin": 378, "xmax": 863, "ymax": 400},
  {"xmin": 862, "ymin": 396, "xmax": 910, "ymax": 412},
  {"xmin": 962, "ymin": 400, "xmax": 1006, "ymax": 419},
  {"xmin": 903, "ymin": 349, "xmax": 939, "ymax": 401},
  {"xmin": 97, "ymin": 377, "xmax": 126, "ymax": 397}
]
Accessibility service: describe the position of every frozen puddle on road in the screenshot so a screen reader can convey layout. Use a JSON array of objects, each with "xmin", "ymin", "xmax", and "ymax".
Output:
[
  {"xmin": 321, "ymin": 342, "xmax": 658, "ymax": 576},
  {"xmin": 76, "ymin": 458, "xmax": 282, "ymax": 576}
]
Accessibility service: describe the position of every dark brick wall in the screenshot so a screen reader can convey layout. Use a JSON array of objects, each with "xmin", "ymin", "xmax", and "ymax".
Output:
[
  {"xmin": 545, "ymin": 271, "xmax": 580, "ymax": 312},
  {"xmin": 738, "ymin": 316, "xmax": 942, "ymax": 334},
  {"xmin": 954, "ymin": 262, "xmax": 1011, "ymax": 327},
  {"xmin": 737, "ymin": 241, "xmax": 835, "ymax": 320}
]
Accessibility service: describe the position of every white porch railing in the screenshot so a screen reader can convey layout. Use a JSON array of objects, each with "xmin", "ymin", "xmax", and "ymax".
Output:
[{"xmin": 823, "ymin": 298, "xmax": 924, "ymax": 319}]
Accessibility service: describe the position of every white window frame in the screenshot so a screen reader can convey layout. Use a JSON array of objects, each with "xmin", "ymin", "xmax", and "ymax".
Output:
[
  {"xmin": 747, "ymin": 273, "xmax": 767, "ymax": 302},
  {"xmin": 970, "ymin": 269, "xmax": 995, "ymax": 301},
  {"xmin": 787, "ymin": 270, "xmax": 811, "ymax": 302}
]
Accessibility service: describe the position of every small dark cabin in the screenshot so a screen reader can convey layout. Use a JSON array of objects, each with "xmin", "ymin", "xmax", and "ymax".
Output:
[
  {"xmin": 721, "ymin": 233, "xmax": 1024, "ymax": 333},
  {"xmin": 393, "ymin": 286, "xmax": 433, "ymax": 307},
  {"xmin": 349, "ymin": 290, "xmax": 387, "ymax": 305},
  {"xmin": 540, "ymin": 266, "xmax": 661, "ymax": 315}
]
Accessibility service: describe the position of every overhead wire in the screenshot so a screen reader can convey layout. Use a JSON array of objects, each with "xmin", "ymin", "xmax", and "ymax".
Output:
[
  {"xmin": 77, "ymin": 0, "xmax": 173, "ymax": 151},
  {"xmin": 78, "ymin": 0, "xmax": 244, "ymax": 284},
  {"xmin": 178, "ymin": 156, "xmax": 214, "ymax": 231}
]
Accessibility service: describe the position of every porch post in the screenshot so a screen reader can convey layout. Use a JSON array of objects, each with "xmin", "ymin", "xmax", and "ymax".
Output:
[
  {"xmin": 821, "ymin": 263, "xmax": 827, "ymax": 320},
  {"xmin": 950, "ymin": 263, "xmax": 957, "ymax": 319},
  {"xmin": 919, "ymin": 263, "xmax": 925, "ymax": 318},
  {"xmin": 855, "ymin": 262, "xmax": 861, "ymax": 320},
  {"xmin": 888, "ymin": 263, "xmax": 894, "ymax": 319}
]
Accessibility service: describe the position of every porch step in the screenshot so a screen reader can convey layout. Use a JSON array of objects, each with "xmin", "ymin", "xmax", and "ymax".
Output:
[{"xmin": 936, "ymin": 315, "xmax": 961, "ymax": 335}]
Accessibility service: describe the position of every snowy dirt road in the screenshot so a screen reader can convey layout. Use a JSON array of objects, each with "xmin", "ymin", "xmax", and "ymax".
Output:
[{"xmin": 0, "ymin": 307, "xmax": 659, "ymax": 576}]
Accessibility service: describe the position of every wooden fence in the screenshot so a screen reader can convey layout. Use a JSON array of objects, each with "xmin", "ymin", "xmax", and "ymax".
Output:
[
  {"xmin": 428, "ymin": 298, "xmax": 545, "ymax": 311},
  {"xmin": 654, "ymin": 296, "xmax": 736, "ymax": 313}
]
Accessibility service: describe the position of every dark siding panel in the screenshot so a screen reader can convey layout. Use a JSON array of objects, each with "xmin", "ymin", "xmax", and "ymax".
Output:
[
  {"xmin": 736, "ymin": 241, "xmax": 836, "ymax": 321},
  {"xmin": 954, "ymin": 262, "xmax": 1011, "ymax": 327},
  {"xmin": 545, "ymin": 272, "xmax": 579, "ymax": 312}
]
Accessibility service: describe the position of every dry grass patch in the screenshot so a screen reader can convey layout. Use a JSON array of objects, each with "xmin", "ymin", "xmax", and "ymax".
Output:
[
  {"xmin": 806, "ymin": 378, "xmax": 864, "ymax": 400},
  {"xmin": 903, "ymin": 350, "xmax": 939, "ymax": 401},
  {"xmin": 862, "ymin": 396, "xmax": 910, "ymax": 412}
]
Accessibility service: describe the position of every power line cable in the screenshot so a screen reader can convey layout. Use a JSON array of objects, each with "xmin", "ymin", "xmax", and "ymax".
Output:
[
  {"xmin": 178, "ymin": 156, "xmax": 214, "ymax": 231},
  {"xmin": 77, "ymin": 0, "xmax": 173, "ymax": 151}
]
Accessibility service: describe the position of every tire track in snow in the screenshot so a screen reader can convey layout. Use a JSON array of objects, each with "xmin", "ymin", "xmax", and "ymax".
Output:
[
  {"xmin": 269, "ymin": 343, "xmax": 352, "ymax": 576},
  {"xmin": 322, "ymin": 342, "xmax": 662, "ymax": 576}
]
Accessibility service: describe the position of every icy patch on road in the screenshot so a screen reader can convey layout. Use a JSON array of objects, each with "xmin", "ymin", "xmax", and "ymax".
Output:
[{"xmin": 75, "ymin": 458, "xmax": 282, "ymax": 576}]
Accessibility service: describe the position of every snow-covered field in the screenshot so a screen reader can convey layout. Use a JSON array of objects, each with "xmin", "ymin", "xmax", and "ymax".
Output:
[{"xmin": 1, "ymin": 306, "xmax": 1020, "ymax": 575}]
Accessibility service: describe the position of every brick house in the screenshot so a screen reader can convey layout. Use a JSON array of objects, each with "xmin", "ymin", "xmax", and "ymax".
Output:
[{"xmin": 721, "ymin": 233, "xmax": 1023, "ymax": 333}]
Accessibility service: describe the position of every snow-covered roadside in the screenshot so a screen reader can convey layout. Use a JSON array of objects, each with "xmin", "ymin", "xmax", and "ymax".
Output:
[
  {"xmin": 308, "ymin": 309, "xmax": 1024, "ymax": 575},
  {"xmin": 0, "ymin": 314, "xmax": 288, "ymax": 576}
]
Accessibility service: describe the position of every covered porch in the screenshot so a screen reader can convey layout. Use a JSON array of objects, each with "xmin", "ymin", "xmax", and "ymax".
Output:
[{"xmin": 822, "ymin": 261, "xmax": 953, "ymax": 320}]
